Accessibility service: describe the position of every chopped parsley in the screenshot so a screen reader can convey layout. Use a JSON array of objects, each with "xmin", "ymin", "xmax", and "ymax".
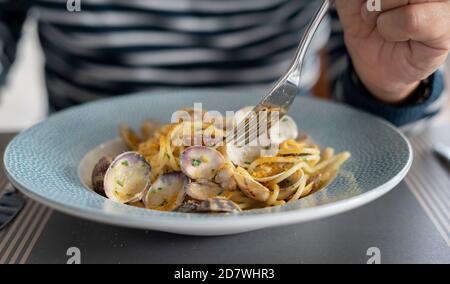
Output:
[
  {"xmin": 121, "ymin": 160, "xmax": 129, "ymax": 167},
  {"xmin": 159, "ymin": 199, "xmax": 168, "ymax": 206},
  {"xmin": 191, "ymin": 159, "xmax": 202, "ymax": 167},
  {"xmin": 244, "ymin": 161, "xmax": 251, "ymax": 165},
  {"xmin": 165, "ymin": 152, "xmax": 171, "ymax": 160},
  {"xmin": 116, "ymin": 180, "xmax": 125, "ymax": 187},
  {"xmin": 282, "ymin": 118, "xmax": 289, "ymax": 122}
]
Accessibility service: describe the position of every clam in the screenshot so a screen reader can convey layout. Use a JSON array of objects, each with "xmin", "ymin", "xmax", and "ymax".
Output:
[
  {"xmin": 180, "ymin": 146, "xmax": 225, "ymax": 180},
  {"xmin": 227, "ymin": 144, "xmax": 260, "ymax": 168},
  {"xmin": 104, "ymin": 152, "xmax": 151, "ymax": 204},
  {"xmin": 119, "ymin": 123, "xmax": 142, "ymax": 150},
  {"xmin": 233, "ymin": 107, "xmax": 298, "ymax": 146},
  {"xmin": 91, "ymin": 156, "xmax": 113, "ymax": 195},
  {"xmin": 185, "ymin": 181, "xmax": 225, "ymax": 201},
  {"xmin": 233, "ymin": 167, "xmax": 270, "ymax": 202},
  {"xmin": 227, "ymin": 144, "xmax": 277, "ymax": 168},
  {"xmin": 140, "ymin": 119, "xmax": 161, "ymax": 140},
  {"xmin": 214, "ymin": 163, "xmax": 237, "ymax": 191},
  {"xmin": 196, "ymin": 197, "xmax": 241, "ymax": 213},
  {"xmin": 143, "ymin": 172, "xmax": 188, "ymax": 211},
  {"xmin": 277, "ymin": 173, "xmax": 304, "ymax": 200},
  {"xmin": 227, "ymin": 106, "xmax": 280, "ymax": 168},
  {"xmin": 269, "ymin": 115, "xmax": 298, "ymax": 145},
  {"xmin": 176, "ymin": 200, "xmax": 201, "ymax": 213}
]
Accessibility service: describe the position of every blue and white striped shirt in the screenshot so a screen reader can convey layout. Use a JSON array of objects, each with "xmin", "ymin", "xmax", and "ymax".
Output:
[{"xmin": 0, "ymin": 0, "xmax": 445, "ymax": 126}]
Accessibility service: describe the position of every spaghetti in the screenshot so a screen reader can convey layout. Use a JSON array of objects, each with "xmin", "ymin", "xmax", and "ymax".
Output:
[{"xmin": 95, "ymin": 107, "xmax": 350, "ymax": 213}]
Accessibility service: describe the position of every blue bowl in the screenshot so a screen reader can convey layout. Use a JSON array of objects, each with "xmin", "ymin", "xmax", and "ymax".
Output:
[{"xmin": 4, "ymin": 90, "xmax": 412, "ymax": 235}]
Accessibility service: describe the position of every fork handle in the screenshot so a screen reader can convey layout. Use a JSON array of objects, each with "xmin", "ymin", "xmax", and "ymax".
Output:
[{"xmin": 286, "ymin": 0, "xmax": 334, "ymax": 85}]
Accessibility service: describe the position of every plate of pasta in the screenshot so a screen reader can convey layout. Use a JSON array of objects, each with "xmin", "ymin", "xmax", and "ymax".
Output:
[{"xmin": 4, "ymin": 90, "xmax": 412, "ymax": 235}]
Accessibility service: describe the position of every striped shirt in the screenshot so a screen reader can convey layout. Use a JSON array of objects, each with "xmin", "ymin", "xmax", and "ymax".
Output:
[{"xmin": 0, "ymin": 0, "xmax": 445, "ymax": 127}]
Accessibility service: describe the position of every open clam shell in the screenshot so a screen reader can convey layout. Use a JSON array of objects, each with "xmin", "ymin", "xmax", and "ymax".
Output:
[
  {"xmin": 104, "ymin": 152, "xmax": 151, "ymax": 204},
  {"xmin": 185, "ymin": 181, "xmax": 225, "ymax": 201},
  {"xmin": 119, "ymin": 123, "xmax": 142, "ymax": 150},
  {"xmin": 180, "ymin": 146, "xmax": 225, "ymax": 180},
  {"xmin": 269, "ymin": 115, "xmax": 298, "ymax": 145},
  {"xmin": 233, "ymin": 167, "xmax": 270, "ymax": 202},
  {"xmin": 227, "ymin": 144, "xmax": 278, "ymax": 168},
  {"xmin": 91, "ymin": 156, "xmax": 113, "ymax": 195},
  {"xmin": 143, "ymin": 172, "xmax": 188, "ymax": 211}
]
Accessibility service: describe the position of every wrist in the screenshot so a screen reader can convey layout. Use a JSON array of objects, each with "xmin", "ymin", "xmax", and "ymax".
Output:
[
  {"xmin": 339, "ymin": 64, "xmax": 444, "ymax": 126},
  {"xmin": 361, "ymin": 79, "xmax": 421, "ymax": 105},
  {"xmin": 349, "ymin": 62, "xmax": 423, "ymax": 104}
]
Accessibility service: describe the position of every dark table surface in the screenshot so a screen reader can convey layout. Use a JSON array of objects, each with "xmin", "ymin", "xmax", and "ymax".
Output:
[{"xmin": 1, "ymin": 129, "xmax": 449, "ymax": 264}]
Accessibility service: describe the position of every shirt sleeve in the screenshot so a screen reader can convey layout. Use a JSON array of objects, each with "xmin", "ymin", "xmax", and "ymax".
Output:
[
  {"xmin": 325, "ymin": 6, "xmax": 446, "ymax": 128},
  {"xmin": 0, "ymin": 0, "xmax": 31, "ymax": 86}
]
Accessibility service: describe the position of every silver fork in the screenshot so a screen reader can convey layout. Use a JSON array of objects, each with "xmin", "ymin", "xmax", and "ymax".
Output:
[{"xmin": 228, "ymin": 0, "xmax": 333, "ymax": 146}]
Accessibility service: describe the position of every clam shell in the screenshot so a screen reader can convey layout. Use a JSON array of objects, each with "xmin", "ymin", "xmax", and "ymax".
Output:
[
  {"xmin": 269, "ymin": 115, "xmax": 298, "ymax": 144},
  {"xmin": 119, "ymin": 123, "xmax": 142, "ymax": 150},
  {"xmin": 196, "ymin": 197, "xmax": 241, "ymax": 213},
  {"xmin": 91, "ymin": 156, "xmax": 113, "ymax": 195},
  {"xmin": 176, "ymin": 200, "xmax": 201, "ymax": 213},
  {"xmin": 180, "ymin": 146, "xmax": 225, "ymax": 180},
  {"xmin": 104, "ymin": 152, "xmax": 151, "ymax": 204},
  {"xmin": 143, "ymin": 172, "xmax": 188, "ymax": 211},
  {"xmin": 185, "ymin": 181, "xmax": 225, "ymax": 201},
  {"xmin": 233, "ymin": 167, "xmax": 270, "ymax": 202}
]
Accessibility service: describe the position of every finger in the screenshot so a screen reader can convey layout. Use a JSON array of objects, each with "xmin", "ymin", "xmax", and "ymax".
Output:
[
  {"xmin": 335, "ymin": 0, "xmax": 366, "ymax": 25},
  {"xmin": 362, "ymin": 0, "xmax": 446, "ymax": 25},
  {"xmin": 380, "ymin": 0, "xmax": 447, "ymax": 11},
  {"xmin": 377, "ymin": 2, "xmax": 450, "ymax": 47},
  {"xmin": 335, "ymin": 0, "xmax": 376, "ymax": 36}
]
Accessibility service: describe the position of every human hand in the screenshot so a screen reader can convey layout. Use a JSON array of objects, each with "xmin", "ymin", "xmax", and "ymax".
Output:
[{"xmin": 335, "ymin": 0, "xmax": 450, "ymax": 103}]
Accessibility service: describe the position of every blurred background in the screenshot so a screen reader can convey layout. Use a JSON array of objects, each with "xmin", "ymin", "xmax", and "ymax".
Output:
[{"xmin": 0, "ymin": 19, "xmax": 449, "ymax": 132}]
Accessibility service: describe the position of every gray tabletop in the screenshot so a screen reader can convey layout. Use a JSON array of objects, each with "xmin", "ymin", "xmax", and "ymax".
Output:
[{"xmin": 1, "ymin": 127, "xmax": 449, "ymax": 264}]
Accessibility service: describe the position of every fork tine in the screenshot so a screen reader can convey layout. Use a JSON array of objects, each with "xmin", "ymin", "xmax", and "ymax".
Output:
[
  {"xmin": 232, "ymin": 110, "xmax": 268, "ymax": 146},
  {"xmin": 230, "ymin": 110, "xmax": 280, "ymax": 146},
  {"xmin": 228, "ymin": 115, "xmax": 259, "ymax": 146},
  {"xmin": 248, "ymin": 114, "xmax": 278, "ymax": 146},
  {"xmin": 228, "ymin": 0, "xmax": 333, "ymax": 147}
]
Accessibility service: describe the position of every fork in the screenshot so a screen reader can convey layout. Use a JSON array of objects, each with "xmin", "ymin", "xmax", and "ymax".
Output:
[
  {"xmin": 228, "ymin": 0, "xmax": 333, "ymax": 146},
  {"xmin": 0, "ymin": 184, "xmax": 25, "ymax": 231}
]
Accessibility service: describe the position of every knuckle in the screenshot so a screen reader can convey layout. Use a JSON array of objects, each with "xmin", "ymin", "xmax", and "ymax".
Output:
[{"xmin": 403, "ymin": 6, "xmax": 421, "ymax": 35}]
